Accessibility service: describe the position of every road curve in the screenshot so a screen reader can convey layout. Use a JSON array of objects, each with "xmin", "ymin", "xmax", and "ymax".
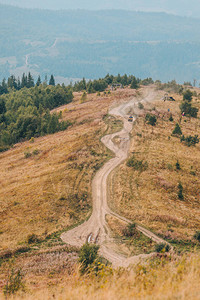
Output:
[{"xmin": 61, "ymin": 88, "xmax": 168, "ymax": 267}]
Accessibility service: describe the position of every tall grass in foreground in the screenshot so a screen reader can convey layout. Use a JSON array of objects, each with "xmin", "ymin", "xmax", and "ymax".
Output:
[{"xmin": 4, "ymin": 253, "xmax": 200, "ymax": 300}]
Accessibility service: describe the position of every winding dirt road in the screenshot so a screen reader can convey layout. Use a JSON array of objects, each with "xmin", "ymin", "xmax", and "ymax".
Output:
[{"xmin": 61, "ymin": 88, "xmax": 168, "ymax": 267}]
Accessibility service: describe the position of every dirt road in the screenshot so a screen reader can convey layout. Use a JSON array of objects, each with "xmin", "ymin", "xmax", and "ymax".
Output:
[{"xmin": 61, "ymin": 88, "xmax": 167, "ymax": 267}]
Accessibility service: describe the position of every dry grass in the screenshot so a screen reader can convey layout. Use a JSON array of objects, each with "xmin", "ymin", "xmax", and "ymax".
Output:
[
  {"xmin": 109, "ymin": 90, "xmax": 200, "ymax": 245},
  {"xmin": 0, "ymin": 88, "xmax": 135, "ymax": 251},
  {"xmin": 106, "ymin": 215, "xmax": 156, "ymax": 256},
  {"xmin": 2, "ymin": 252, "xmax": 200, "ymax": 299}
]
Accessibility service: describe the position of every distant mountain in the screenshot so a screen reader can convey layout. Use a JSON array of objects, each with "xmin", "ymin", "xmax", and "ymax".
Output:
[
  {"xmin": 0, "ymin": 5, "xmax": 200, "ymax": 82},
  {"xmin": 0, "ymin": 0, "xmax": 200, "ymax": 18}
]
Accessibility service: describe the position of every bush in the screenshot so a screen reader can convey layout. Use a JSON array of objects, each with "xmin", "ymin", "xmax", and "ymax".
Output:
[
  {"xmin": 33, "ymin": 149, "xmax": 40, "ymax": 155},
  {"xmin": 180, "ymin": 135, "xmax": 199, "ymax": 147},
  {"xmin": 180, "ymin": 101, "xmax": 198, "ymax": 118},
  {"xmin": 79, "ymin": 243, "xmax": 99, "ymax": 275},
  {"xmin": 145, "ymin": 113, "xmax": 157, "ymax": 126},
  {"xmin": 29, "ymin": 137, "xmax": 35, "ymax": 143},
  {"xmin": 3, "ymin": 269, "xmax": 24, "ymax": 296},
  {"xmin": 80, "ymin": 91, "xmax": 87, "ymax": 102},
  {"xmin": 176, "ymin": 160, "xmax": 181, "ymax": 170},
  {"xmin": 123, "ymin": 223, "xmax": 137, "ymax": 237},
  {"xmin": 172, "ymin": 123, "xmax": 182, "ymax": 135},
  {"xmin": 24, "ymin": 151, "xmax": 32, "ymax": 158},
  {"xmin": 27, "ymin": 233, "xmax": 40, "ymax": 244},
  {"xmin": 194, "ymin": 231, "xmax": 200, "ymax": 242},
  {"xmin": 178, "ymin": 182, "xmax": 184, "ymax": 200},
  {"xmin": 155, "ymin": 243, "xmax": 170, "ymax": 253},
  {"xmin": 183, "ymin": 89, "xmax": 193, "ymax": 102},
  {"xmin": 126, "ymin": 155, "xmax": 148, "ymax": 172},
  {"xmin": 169, "ymin": 114, "xmax": 173, "ymax": 121},
  {"xmin": 138, "ymin": 102, "xmax": 144, "ymax": 109}
]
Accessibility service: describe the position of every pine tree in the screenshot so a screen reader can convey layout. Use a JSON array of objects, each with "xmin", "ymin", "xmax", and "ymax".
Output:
[
  {"xmin": 178, "ymin": 182, "xmax": 184, "ymax": 200},
  {"xmin": 172, "ymin": 123, "xmax": 182, "ymax": 135},
  {"xmin": 17, "ymin": 77, "xmax": 21, "ymax": 90},
  {"xmin": 27, "ymin": 72, "xmax": 34, "ymax": 88},
  {"xmin": 21, "ymin": 73, "xmax": 27, "ymax": 88},
  {"xmin": 49, "ymin": 74, "xmax": 55, "ymax": 86},
  {"xmin": 0, "ymin": 78, "xmax": 8, "ymax": 94},
  {"xmin": 87, "ymin": 82, "xmax": 94, "ymax": 94},
  {"xmin": 82, "ymin": 78, "xmax": 87, "ymax": 90},
  {"xmin": 130, "ymin": 77, "xmax": 139, "ymax": 89},
  {"xmin": 36, "ymin": 75, "xmax": 42, "ymax": 86},
  {"xmin": 7, "ymin": 75, "xmax": 17, "ymax": 89}
]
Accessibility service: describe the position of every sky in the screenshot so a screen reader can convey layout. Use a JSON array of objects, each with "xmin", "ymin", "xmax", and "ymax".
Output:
[{"xmin": 0, "ymin": 0, "xmax": 200, "ymax": 17}]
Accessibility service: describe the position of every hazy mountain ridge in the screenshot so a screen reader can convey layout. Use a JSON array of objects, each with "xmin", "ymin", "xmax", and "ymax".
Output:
[
  {"xmin": 0, "ymin": 0, "xmax": 200, "ymax": 17},
  {"xmin": 1, "ymin": 5, "xmax": 200, "ymax": 82}
]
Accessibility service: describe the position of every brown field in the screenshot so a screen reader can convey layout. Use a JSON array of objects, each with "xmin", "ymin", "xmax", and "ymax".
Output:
[{"xmin": 109, "ymin": 90, "xmax": 200, "ymax": 247}]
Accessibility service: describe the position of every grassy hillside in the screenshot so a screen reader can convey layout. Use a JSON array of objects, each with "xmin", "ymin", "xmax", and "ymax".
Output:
[
  {"xmin": 0, "ymin": 85, "xmax": 200, "ymax": 299},
  {"xmin": 0, "ymin": 88, "xmax": 133, "ymax": 250},
  {"xmin": 109, "ymin": 86, "xmax": 200, "ymax": 252}
]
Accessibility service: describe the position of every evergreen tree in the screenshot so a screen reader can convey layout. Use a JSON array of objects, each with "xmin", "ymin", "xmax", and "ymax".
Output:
[
  {"xmin": 87, "ymin": 82, "xmax": 94, "ymax": 94},
  {"xmin": 82, "ymin": 78, "xmax": 87, "ymax": 90},
  {"xmin": 178, "ymin": 182, "xmax": 184, "ymax": 200},
  {"xmin": 0, "ymin": 78, "xmax": 8, "ymax": 95},
  {"xmin": 49, "ymin": 74, "xmax": 55, "ymax": 86},
  {"xmin": 21, "ymin": 73, "xmax": 27, "ymax": 88},
  {"xmin": 183, "ymin": 90, "xmax": 193, "ymax": 102},
  {"xmin": 130, "ymin": 76, "xmax": 139, "ymax": 89},
  {"xmin": 7, "ymin": 75, "xmax": 17, "ymax": 89},
  {"xmin": 36, "ymin": 75, "xmax": 42, "ymax": 86},
  {"xmin": 27, "ymin": 72, "xmax": 34, "ymax": 88},
  {"xmin": 116, "ymin": 73, "xmax": 121, "ymax": 83},
  {"xmin": 17, "ymin": 77, "xmax": 21, "ymax": 90},
  {"xmin": 172, "ymin": 123, "xmax": 182, "ymax": 135},
  {"xmin": 122, "ymin": 74, "xmax": 128, "ymax": 86},
  {"xmin": 0, "ymin": 98, "xmax": 6, "ymax": 114}
]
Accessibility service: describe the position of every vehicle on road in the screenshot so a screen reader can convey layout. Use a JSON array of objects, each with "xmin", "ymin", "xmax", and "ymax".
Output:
[{"xmin": 128, "ymin": 116, "xmax": 133, "ymax": 122}]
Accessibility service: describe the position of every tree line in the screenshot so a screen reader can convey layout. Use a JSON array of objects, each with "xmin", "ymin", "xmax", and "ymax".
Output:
[
  {"xmin": 0, "ymin": 73, "xmax": 56, "ymax": 95},
  {"xmin": 73, "ymin": 74, "xmax": 154, "ymax": 93}
]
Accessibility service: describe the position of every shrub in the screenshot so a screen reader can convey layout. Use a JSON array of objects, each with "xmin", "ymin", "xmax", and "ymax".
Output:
[
  {"xmin": 183, "ymin": 89, "xmax": 193, "ymax": 102},
  {"xmin": 138, "ymin": 102, "xmax": 144, "ymax": 109},
  {"xmin": 176, "ymin": 160, "xmax": 181, "ymax": 170},
  {"xmin": 80, "ymin": 91, "xmax": 87, "ymax": 102},
  {"xmin": 194, "ymin": 231, "xmax": 200, "ymax": 242},
  {"xmin": 178, "ymin": 182, "xmax": 184, "ymax": 200},
  {"xmin": 3, "ymin": 269, "xmax": 24, "ymax": 296},
  {"xmin": 169, "ymin": 114, "xmax": 173, "ymax": 121},
  {"xmin": 155, "ymin": 243, "xmax": 170, "ymax": 253},
  {"xmin": 180, "ymin": 135, "xmax": 199, "ymax": 147},
  {"xmin": 172, "ymin": 123, "xmax": 182, "ymax": 135},
  {"xmin": 126, "ymin": 155, "xmax": 148, "ymax": 172},
  {"xmin": 29, "ymin": 137, "xmax": 35, "ymax": 143},
  {"xmin": 123, "ymin": 223, "xmax": 137, "ymax": 237},
  {"xmin": 79, "ymin": 243, "xmax": 99, "ymax": 274},
  {"xmin": 33, "ymin": 149, "xmax": 39, "ymax": 155},
  {"xmin": 180, "ymin": 101, "xmax": 198, "ymax": 118},
  {"xmin": 24, "ymin": 151, "xmax": 31, "ymax": 158},
  {"xmin": 145, "ymin": 113, "xmax": 157, "ymax": 126},
  {"xmin": 27, "ymin": 233, "xmax": 40, "ymax": 244}
]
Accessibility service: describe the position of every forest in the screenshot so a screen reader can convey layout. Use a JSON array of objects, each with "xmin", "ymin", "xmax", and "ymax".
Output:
[
  {"xmin": 0, "ymin": 72, "xmax": 147, "ymax": 151},
  {"xmin": 0, "ymin": 73, "xmax": 73, "ymax": 151}
]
